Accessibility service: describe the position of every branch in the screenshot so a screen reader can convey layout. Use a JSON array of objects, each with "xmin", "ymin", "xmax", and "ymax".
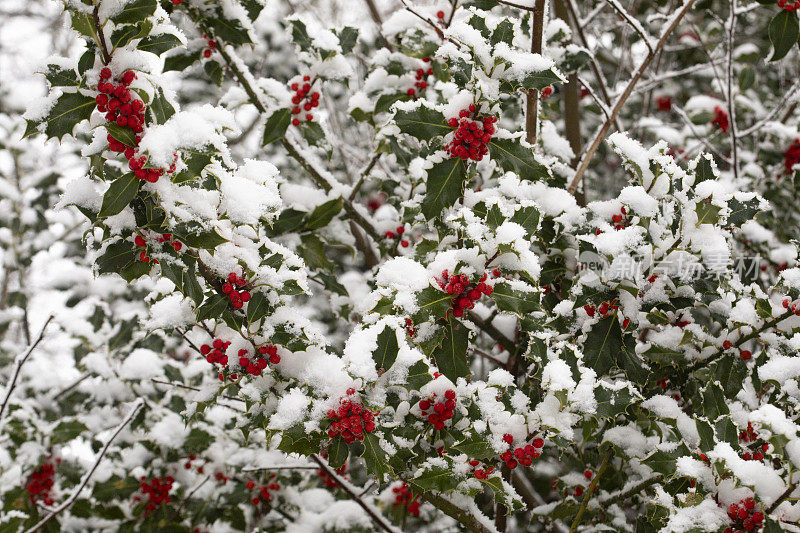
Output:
[
  {"xmin": 309, "ymin": 454, "xmax": 400, "ymax": 533},
  {"xmin": 467, "ymin": 311, "xmax": 516, "ymax": 354},
  {"xmin": 598, "ymin": 475, "xmax": 661, "ymax": 506},
  {"xmin": 602, "ymin": 0, "xmax": 655, "ymax": 54},
  {"xmin": 363, "ymin": 0, "xmax": 395, "ymax": 51},
  {"xmin": 0, "ymin": 315, "xmax": 54, "ymax": 420},
  {"xmin": 567, "ymin": 0, "xmax": 698, "ymax": 195},
  {"xmin": 739, "ymin": 80, "xmax": 800, "ymax": 137},
  {"xmin": 525, "ymin": 0, "xmax": 546, "ymax": 145},
  {"xmin": 92, "ymin": 6, "xmax": 111, "ymax": 64},
  {"xmin": 687, "ymin": 308, "xmax": 795, "ymax": 373},
  {"xmin": 418, "ymin": 491, "xmax": 495, "ymax": 533},
  {"xmin": 726, "ymin": 0, "xmax": 739, "ymax": 180},
  {"xmin": 25, "ymin": 399, "xmax": 144, "ymax": 533},
  {"xmin": 569, "ymin": 448, "xmax": 613, "ymax": 533},
  {"xmin": 767, "ymin": 482, "xmax": 797, "ymax": 514}
]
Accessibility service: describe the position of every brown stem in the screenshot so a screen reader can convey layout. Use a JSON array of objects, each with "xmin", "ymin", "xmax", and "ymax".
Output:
[
  {"xmin": 567, "ymin": 0, "xmax": 698, "ymax": 195},
  {"xmin": 467, "ymin": 311, "xmax": 516, "ymax": 354},
  {"xmin": 525, "ymin": 0, "xmax": 546, "ymax": 145},
  {"xmin": 0, "ymin": 316, "xmax": 54, "ymax": 420},
  {"xmin": 92, "ymin": 6, "xmax": 111, "ymax": 64},
  {"xmin": 309, "ymin": 454, "xmax": 398, "ymax": 533},
  {"xmin": 363, "ymin": 0, "xmax": 394, "ymax": 51}
]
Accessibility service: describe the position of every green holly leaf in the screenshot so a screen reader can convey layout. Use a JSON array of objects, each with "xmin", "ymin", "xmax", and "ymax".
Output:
[
  {"xmin": 695, "ymin": 202, "xmax": 722, "ymax": 226},
  {"xmin": 184, "ymin": 428, "xmax": 214, "ymax": 454},
  {"xmin": 489, "ymin": 138, "xmax": 550, "ymax": 180},
  {"xmin": 112, "ymin": 0, "xmax": 157, "ymax": 25},
  {"xmin": 361, "ymin": 433, "xmax": 389, "ymax": 482},
  {"xmin": 421, "ymin": 158, "xmax": 467, "ymax": 220},
  {"xmin": 584, "ymin": 316, "xmax": 645, "ymax": 382},
  {"xmin": 510, "ymin": 206, "xmax": 541, "ymax": 236},
  {"xmin": 414, "ymin": 286, "xmax": 452, "ymax": 322},
  {"xmin": 394, "ymin": 104, "xmax": 450, "ymax": 142},
  {"xmin": 491, "ymin": 19, "xmax": 515, "ymax": 46},
  {"xmin": 337, "ymin": 26, "xmax": 359, "ymax": 54},
  {"xmin": 138, "ymin": 33, "xmax": 183, "ymax": 56},
  {"xmin": 327, "ymin": 435, "xmax": 349, "ymax": 468},
  {"xmin": 453, "ymin": 435, "xmax": 497, "ymax": 459},
  {"xmin": 410, "ymin": 464, "xmax": 460, "ymax": 492},
  {"xmin": 432, "ymin": 317, "xmax": 470, "ymax": 383},
  {"xmin": 306, "ymin": 198, "xmax": 343, "ymax": 230},
  {"xmin": 373, "ymin": 325, "xmax": 399, "ymax": 373},
  {"xmin": 406, "ymin": 359, "xmax": 433, "ymax": 390},
  {"xmin": 246, "ymin": 292, "xmax": 270, "ymax": 324},
  {"xmin": 210, "ymin": 14, "xmax": 252, "ymax": 45},
  {"xmin": 263, "ymin": 108, "xmax": 291, "ymax": 145},
  {"xmin": 501, "ymin": 67, "xmax": 563, "ymax": 92},
  {"xmin": 727, "ymin": 196, "xmax": 761, "ymax": 227},
  {"xmin": 150, "ymin": 88, "xmax": 175, "ymax": 125},
  {"xmin": 196, "ymin": 294, "xmax": 229, "ymax": 322},
  {"xmin": 99, "ymin": 173, "xmax": 140, "ymax": 218},
  {"xmin": 105, "ymin": 123, "xmax": 137, "ymax": 147},
  {"xmin": 769, "ymin": 10, "xmax": 799, "ymax": 62},
  {"xmin": 172, "ymin": 223, "xmax": 226, "ymax": 250},
  {"xmin": 43, "ymin": 64, "xmax": 79, "ymax": 87},
  {"xmin": 110, "ymin": 21, "xmax": 152, "ymax": 50},
  {"xmin": 51, "ymin": 420, "xmax": 88, "ymax": 445},
  {"xmin": 26, "ymin": 92, "xmax": 95, "ymax": 141},
  {"xmin": 490, "ymin": 284, "xmax": 540, "ymax": 315},
  {"xmin": 97, "ymin": 241, "xmax": 136, "ymax": 274},
  {"xmin": 204, "ymin": 60, "xmax": 224, "ymax": 86}
]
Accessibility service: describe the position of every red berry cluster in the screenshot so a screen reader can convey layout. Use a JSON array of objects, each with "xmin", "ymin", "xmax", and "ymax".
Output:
[
  {"xmin": 246, "ymin": 477, "xmax": 281, "ymax": 506},
  {"xmin": 392, "ymin": 482, "xmax": 421, "ymax": 516},
  {"xmin": 202, "ymin": 34, "xmax": 216, "ymax": 58},
  {"xmin": 583, "ymin": 299, "xmax": 619, "ymax": 320},
  {"xmin": 657, "ymin": 96, "xmax": 672, "ymax": 112},
  {"xmin": 385, "ymin": 225, "xmax": 410, "ymax": 248},
  {"xmin": 738, "ymin": 422, "xmax": 769, "ymax": 461},
  {"xmin": 725, "ymin": 498, "xmax": 764, "ymax": 532},
  {"xmin": 541, "ymin": 86, "xmax": 553, "ymax": 99},
  {"xmin": 96, "ymin": 68, "xmax": 176, "ymax": 183},
  {"xmin": 418, "ymin": 389, "xmax": 457, "ymax": 430},
  {"xmin": 200, "ymin": 338, "xmax": 230, "ymax": 368},
  {"xmin": 501, "ymin": 434, "xmax": 544, "ymax": 470},
  {"xmin": 467, "ymin": 460, "xmax": 496, "ymax": 479},
  {"xmin": 138, "ymin": 476, "xmax": 174, "ymax": 515},
  {"xmin": 596, "ymin": 206, "xmax": 628, "ymax": 235},
  {"xmin": 222, "ymin": 272, "xmax": 251, "ymax": 309},
  {"xmin": 238, "ymin": 344, "xmax": 280, "ymax": 377},
  {"xmin": 170, "ymin": 0, "xmax": 184, "ymax": 4},
  {"xmin": 778, "ymin": 0, "xmax": 800, "ymax": 10},
  {"xmin": 407, "ymin": 59, "xmax": 434, "ymax": 97},
  {"xmin": 290, "ymin": 75, "xmax": 319, "ymax": 126},
  {"xmin": 26, "ymin": 461, "xmax": 57, "ymax": 505},
  {"xmin": 712, "ymin": 106, "xmax": 729, "ymax": 133},
  {"xmin": 444, "ymin": 105, "xmax": 497, "ymax": 161},
  {"xmin": 784, "ymin": 138, "xmax": 800, "ymax": 175},
  {"xmin": 134, "ymin": 233, "xmax": 182, "ymax": 263},
  {"xmin": 326, "ymin": 391, "xmax": 377, "ymax": 444},
  {"xmin": 437, "ymin": 270, "xmax": 493, "ymax": 318}
]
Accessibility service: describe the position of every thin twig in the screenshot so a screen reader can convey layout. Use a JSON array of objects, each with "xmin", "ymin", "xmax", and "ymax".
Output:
[
  {"xmin": 0, "ymin": 316, "xmax": 54, "ymax": 420},
  {"xmin": 767, "ymin": 482, "xmax": 796, "ymax": 514},
  {"xmin": 418, "ymin": 491, "xmax": 495, "ymax": 533},
  {"xmin": 569, "ymin": 448, "xmax": 613, "ymax": 533},
  {"xmin": 726, "ymin": 0, "xmax": 739, "ymax": 180},
  {"xmin": 567, "ymin": 0, "xmax": 698, "ymax": 195},
  {"xmin": 467, "ymin": 311, "xmax": 516, "ymax": 353},
  {"xmin": 25, "ymin": 399, "xmax": 144, "ymax": 533},
  {"xmin": 309, "ymin": 454, "xmax": 400, "ymax": 533},
  {"xmin": 740, "ymin": 80, "xmax": 800, "ymax": 137},
  {"xmin": 602, "ymin": 0, "xmax": 654, "ymax": 54}
]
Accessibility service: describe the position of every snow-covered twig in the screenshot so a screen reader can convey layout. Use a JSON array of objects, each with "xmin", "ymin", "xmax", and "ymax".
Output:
[
  {"xmin": 602, "ymin": 0, "xmax": 655, "ymax": 54},
  {"xmin": 567, "ymin": 0, "xmax": 698, "ymax": 195},
  {"xmin": 0, "ymin": 315, "xmax": 54, "ymax": 421},
  {"xmin": 739, "ymin": 80, "xmax": 800, "ymax": 137},
  {"xmin": 24, "ymin": 399, "xmax": 144, "ymax": 533},
  {"xmin": 726, "ymin": 0, "xmax": 739, "ymax": 180},
  {"xmin": 576, "ymin": 75, "xmax": 611, "ymax": 121},
  {"xmin": 673, "ymin": 104, "xmax": 731, "ymax": 163},
  {"xmin": 309, "ymin": 454, "xmax": 401, "ymax": 533}
]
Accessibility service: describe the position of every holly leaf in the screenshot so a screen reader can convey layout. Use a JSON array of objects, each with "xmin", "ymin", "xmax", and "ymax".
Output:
[
  {"xmin": 584, "ymin": 316, "xmax": 642, "ymax": 380},
  {"xmin": 394, "ymin": 104, "xmax": 449, "ymax": 142},
  {"xmin": 337, "ymin": 26, "xmax": 359, "ymax": 54},
  {"xmin": 361, "ymin": 433, "xmax": 389, "ymax": 482},
  {"xmin": 105, "ymin": 123, "xmax": 137, "ymax": 147},
  {"xmin": 490, "ymin": 284, "xmax": 539, "ymax": 315},
  {"xmin": 373, "ymin": 325, "xmax": 399, "ymax": 372},
  {"xmin": 112, "ymin": 0, "xmax": 157, "ymax": 24},
  {"xmin": 414, "ymin": 286, "xmax": 452, "ymax": 322},
  {"xmin": 410, "ymin": 465, "xmax": 460, "ymax": 492},
  {"xmin": 432, "ymin": 317, "xmax": 470, "ymax": 383},
  {"xmin": 43, "ymin": 64, "xmax": 79, "ymax": 87},
  {"xmin": 99, "ymin": 173, "xmax": 140, "ymax": 217},
  {"xmin": 150, "ymin": 88, "xmax": 175, "ymax": 125},
  {"xmin": 138, "ymin": 33, "xmax": 183, "ymax": 56},
  {"xmin": 489, "ymin": 138, "xmax": 550, "ymax": 180},
  {"xmin": 97, "ymin": 241, "xmax": 136, "ymax": 274},
  {"xmin": 51, "ymin": 420, "xmax": 88, "ymax": 445},
  {"xmin": 210, "ymin": 14, "xmax": 252, "ymax": 45},
  {"xmin": 26, "ymin": 92, "xmax": 95, "ymax": 141},
  {"xmin": 421, "ymin": 158, "xmax": 467, "ymax": 219},
  {"xmin": 204, "ymin": 60, "xmax": 224, "ymax": 86},
  {"xmin": 769, "ymin": 10, "xmax": 799, "ymax": 61},
  {"xmin": 491, "ymin": 19, "xmax": 515, "ymax": 46},
  {"xmin": 501, "ymin": 67, "xmax": 563, "ymax": 92},
  {"xmin": 246, "ymin": 292, "xmax": 270, "ymax": 324},
  {"xmin": 727, "ymin": 197, "xmax": 761, "ymax": 227},
  {"xmin": 110, "ymin": 21, "xmax": 152, "ymax": 50},
  {"xmin": 327, "ymin": 435, "xmax": 348, "ymax": 468},
  {"xmin": 306, "ymin": 198, "xmax": 342, "ymax": 230},
  {"xmin": 263, "ymin": 108, "xmax": 291, "ymax": 145},
  {"xmin": 453, "ymin": 435, "xmax": 496, "ymax": 459},
  {"xmin": 406, "ymin": 360, "xmax": 433, "ymax": 390}
]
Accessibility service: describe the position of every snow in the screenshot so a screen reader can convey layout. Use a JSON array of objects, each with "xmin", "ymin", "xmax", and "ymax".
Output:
[
  {"xmin": 120, "ymin": 349, "xmax": 164, "ymax": 380},
  {"xmin": 376, "ymin": 257, "xmax": 430, "ymax": 292},
  {"xmin": 220, "ymin": 159, "xmax": 282, "ymax": 225}
]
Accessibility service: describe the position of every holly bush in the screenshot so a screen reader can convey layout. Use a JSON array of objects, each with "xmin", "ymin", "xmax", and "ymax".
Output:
[{"xmin": 2, "ymin": 0, "xmax": 800, "ymax": 532}]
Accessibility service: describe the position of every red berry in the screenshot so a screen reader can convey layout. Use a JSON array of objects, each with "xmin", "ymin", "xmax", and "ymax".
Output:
[
  {"xmin": 437, "ymin": 10, "xmax": 445, "ymax": 18},
  {"xmin": 723, "ymin": 340, "xmax": 732, "ymax": 349},
  {"xmin": 740, "ymin": 350, "xmax": 752, "ymax": 361}
]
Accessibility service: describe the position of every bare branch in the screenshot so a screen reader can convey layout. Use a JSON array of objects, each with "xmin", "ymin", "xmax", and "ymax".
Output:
[
  {"xmin": 525, "ymin": 0, "xmax": 547, "ymax": 145},
  {"xmin": 602, "ymin": 0, "xmax": 655, "ymax": 54},
  {"xmin": 726, "ymin": 0, "xmax": 740, "ymax": 180},
  {"xmin": 309, "ymin": 454, "xmax": 400, "ymax": 533},
  {"xmin": 740, "ymin": 80, "xmax": 800, "ymax": 137},
  {"xmin": 0, "ymin": 315, "xmax": 54, "ymax": 420},
  {"xmin": 567, "ymin": 0, "xmax": 698, "ymax": 195},
  {"xmin": 25, "ymin": 399, "xmax": 144, "ymax": 533}
]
